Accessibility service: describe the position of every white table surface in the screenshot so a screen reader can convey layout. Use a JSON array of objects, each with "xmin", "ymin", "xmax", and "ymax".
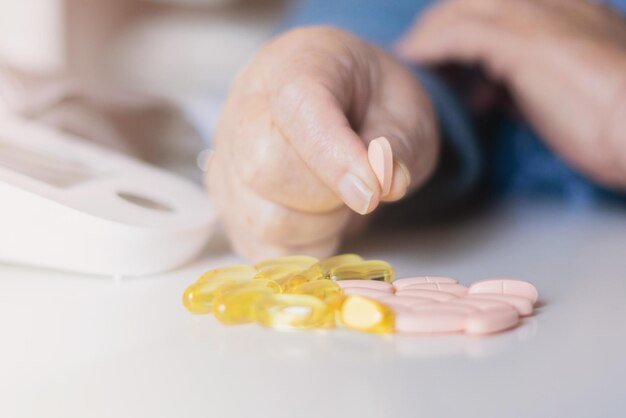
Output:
[{"xmin": 2, "ymin": 199, "xmax": 625, "ymax": 418}]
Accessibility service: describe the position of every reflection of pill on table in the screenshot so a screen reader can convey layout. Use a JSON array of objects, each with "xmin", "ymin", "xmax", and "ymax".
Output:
[
  {"xmin": 336, "ymin": 280, "xmax": 394, "ymax": 292},
  {"xmin": 395, "ymin": 309, "xmax": 466, "ymax": 334},
  {"xmin": 400, "ymin": 283, "xmax": 468, "ymax": 296},
  {"xmin": 465, "ymin": 306, "xmax": 519, "ymax": 335},
  {"xmin": 469, "ymin": 279, "xmax": 538, "ymax": 304},
  {"xmin": 368, "ymin": 137, "xmax": 393, "ymax": 196},
  {"xmin": 467, "ymin": 293, "xmax": 534, "ymax": 316},
  {"xmin": 393, "ymin": 276, "xmax": 458, "ymax": 290},
  {"xmin": 342, "ymin": 287, "xmax": 390, "ymax": 299},
  {"xmin": 394, "ymin": 289, "xmax": 458, "ymax": 302}
]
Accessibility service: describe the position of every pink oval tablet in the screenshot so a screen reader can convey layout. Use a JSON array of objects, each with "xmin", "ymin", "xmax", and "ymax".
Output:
[
  {"xmin": 410, "ymin": 304, "xmax": 478, "ymax": 315},
  {"xmin": 393, "ymin": 276, "xmax": 458, "ymax": 290},
  {"xmin": 467, "ymin": 293, "xmax": 534, "ymax": 317},
  {"xmin": 394, "ymin": 289, "xmax": 458, "ymax": 302},
  {"xmin": 401, "ymin": 283, "xmax": 468, "ymax": 296},
  {"xmin": 336, "ymin": 280, "xmax": 394, "ymax": 293},
  {"xmin": 448, "ymin": 298, "xmax": 512, "ymax": 312},
  {"xmin": 378, "ymin": 295, "xmax": 437, "ymax": 308},
  {"xmin": 368, "ymin": 137, "xmax": 393, "ymax": 195},
  {"xmin": 380, "ymin": 302, "xmax": 413, "ymax": 314},
  {"xmin": 469, "ymin": 279, "xmax": 538, "ymax": 304},
  {"xmin": 395, "ymin": 309, "xmax": 465, "ymax": 334},
  {"xmin": 342, "ymin": 287, "xmax": 390, "ymax": 299},
  {"xmin": 465, "ymin": 306, "xmax": 519, "ymax": 335}
]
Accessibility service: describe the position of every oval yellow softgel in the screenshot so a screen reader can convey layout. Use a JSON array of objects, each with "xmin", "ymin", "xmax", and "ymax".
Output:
[
  {"xmin": 319, "ymin": 254, "xmax": 363, "ymax": 274},
  {"xmin": 183, "ymin": 279, "xmax": 239, "ymax": 314},
  {"xmin": 253, "ymin": 294, "xmax": 332, "ymax": 330},
  {"xmin": 329, "ymin": 260, "xmax": 395, "ymax": 282},
  {"xmin": 290, "ymin": 279, "xmax": 341, "ymax": 299},
  {"xmin": 340, "ymin": 295, "xmax": 395, "ymax": 334},
  {"xmin": 197, "ymin": 265, "xmax": 256, "ymax": 283},
  {"xmin": 215, "ymin": 279, "xmax": 281, "ymax": 298},
  {"xmin": 254, "ymin": 265, "xmax": 308, "ymax": 290},
  {"xmin": 213, "ymin": 288, "xmax": 276, "ymax": 325},
  {"xmin": 254, "ymin": 255, "xmax": 318, "ymax": 271}
]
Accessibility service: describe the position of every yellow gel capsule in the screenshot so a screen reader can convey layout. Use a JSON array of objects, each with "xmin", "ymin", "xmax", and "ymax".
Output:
[
  {"xmin": 279, "ymin": 275, "xmax": 310, "ymax": 293},
  {"xmin": 329, "ymin": 260, "xmax": 395, "ymax": 283},
  {"xmin": 197, "ymin": 265, "xmax": 256, "ymax": 283},
  {"xmin": 319, "ymin": 254, "xmax": 363, "ymax": 273},
  {"xmin": 254, "ymin": 265, "xmax": 308, "ymax": 290},
  {"xmin": 183, "ymin": 279, "xmax": 238, "ymax": 314},
  {"xmin": 215, "ymin": 279, "xmax": 281, "ymax": 298},
  {"xmin": 291, "ymin": 280, "xmax": 344, "ymax": 314},
  {"xmin": 254, "ymin": 255, "xmax": 318, "ymax": 271},
  {"xmin": 253, "ymin": 294, "xmax": 332, "ymax": 330},
  {"xmin": 254, "ymin": 265, "xmax": 303, "ymax": 280},
  {"xmin": 300, "ymin": 263, "xmax": 325, "ymax": 281},
  {"xmin": 290, "ymin": 279, "xmax": 341, "ymax": 300},
  {"xmin": 324, "ymin": 292, "xmax": 347, "ymax": 310},
  {"xmin": 340, "ymin": 295, "xmax": 395, "ymax": 334},
  {"xmin": 213, "ymin": 288, "xmax": 275, "ymax": 325}
]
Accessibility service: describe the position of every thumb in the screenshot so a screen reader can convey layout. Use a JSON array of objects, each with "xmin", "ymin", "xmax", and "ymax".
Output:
[{"xmin": 272, "ymin": 77, "xmax": 382, "ymax": 215}]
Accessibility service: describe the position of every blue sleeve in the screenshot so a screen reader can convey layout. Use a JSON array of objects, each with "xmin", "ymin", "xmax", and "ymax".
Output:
[
  {"xmin": 489, "ymin": 1, "xmax": 626, "ymax": 206},
  {"xmin": 279, "ymin": 0, "xmax": 484, "ymax": 211}
]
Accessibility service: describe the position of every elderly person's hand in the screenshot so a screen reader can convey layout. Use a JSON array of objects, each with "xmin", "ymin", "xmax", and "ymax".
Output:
[
  {"xmin": 207, "ymin": 26, "xmax": 439, "ymax": 261},
  {"xmin": 398, "ymin": 0, "xmax": 626, "ymax": 188}
]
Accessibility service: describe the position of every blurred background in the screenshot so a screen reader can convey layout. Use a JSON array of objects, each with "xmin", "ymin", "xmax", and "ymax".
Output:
[
  {"xmin": 0, "ymin": 0, "xmax": 288, "ymax": 177},
  {"xmin": 0, "ymin": 0, "xmax": 287, "ymax": 95}
]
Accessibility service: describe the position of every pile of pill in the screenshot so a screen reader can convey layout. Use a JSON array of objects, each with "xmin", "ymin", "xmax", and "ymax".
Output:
[{"xmin": 183, "ymin": 254, "xmax": 539, "ymax": 335}]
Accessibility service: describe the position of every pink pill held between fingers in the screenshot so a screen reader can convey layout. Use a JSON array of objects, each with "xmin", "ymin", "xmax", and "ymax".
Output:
[
  {"xmin": 464, "ymin": 306, "xmax": 520, "ymax": 335},
  {"xmin": 336, "ymin": 280, "xmax": 394, "ymax": 293},
  {"xmin": 368, "ymin": 137, "xmax": 393, "ymax": 196},
  {"xmin": 393, "ymin": 276, "xmax": 458, "ymax": 290},
  {"xmin": 468, "ymin": 279, "xmax": 539, "ymax": 304}
]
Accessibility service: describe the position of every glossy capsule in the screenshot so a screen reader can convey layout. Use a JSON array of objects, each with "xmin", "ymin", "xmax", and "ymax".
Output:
[
  {"xmin": 318, "ymin": 254, "xmax": 363, "ymax": 274},
  {"xmin": 213, "ymin": 288, "xmax": 276, "ymax": 325},
  {"xmin": 279, "ymin": 275, "xmax": 311, "ymax": 293},
  {"xmin": 304, "ymin": 263, "xmax": 326, "ymax": 279},
  {"xmin": 254, "ymin": 256, "xmax": 318, "ymax": 272},
  {"xmin": 197, "ymin": 265, "xmax": 256, "ymax": 283},
  {"xmin": 183, "ymin": 279, "xmax": 239, "ymax": 314},
  {"xmin": 253, "ymin": 294, "xmax": 332, "ymax": 330},
  {"xmin": 329, "ymin": 260, "xmax": 395, "ymax": 283},
  {"xmin": 215, "ymin": 279, "xmax": 281, "ymax": 298},
  {"xmin": 340, "ymin": 295, "xmax": 395, "ymax": 334},
  {"xmin": 290, "ymin": 279, "xmax": 343, "ymax": 308},
  {"xmin": 254, "ymin": 265, "xmax": 308, "ymax": 290}
]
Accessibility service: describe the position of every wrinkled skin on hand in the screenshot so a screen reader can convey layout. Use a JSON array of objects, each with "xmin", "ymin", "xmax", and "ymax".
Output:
[{"xmin": 206, "ymin": 26, "xmax": 439, "ymax": 261}]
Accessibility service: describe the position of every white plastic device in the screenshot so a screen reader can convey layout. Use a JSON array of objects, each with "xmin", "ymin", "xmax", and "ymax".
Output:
[{"xmin": 0, "ymin": 112, "xmax": 215, "ymax": 276}]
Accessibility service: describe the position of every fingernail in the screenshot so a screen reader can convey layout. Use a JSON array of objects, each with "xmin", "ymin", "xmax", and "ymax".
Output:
[
  {"xmin": 197, "ymin": 149, "xmax": 214, "ymax": 172},
  {"xmin": 338, "ymin": 172, "xmax": 374, "ymax": 215}
]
